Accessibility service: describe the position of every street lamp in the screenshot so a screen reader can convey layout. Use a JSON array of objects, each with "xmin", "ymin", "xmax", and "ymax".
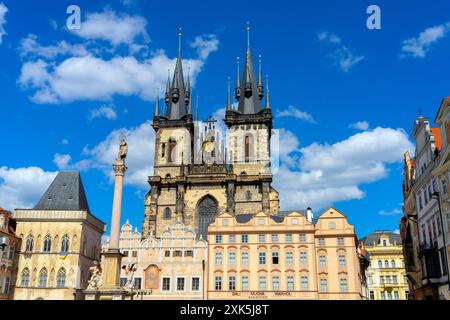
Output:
[
  {"xmin": 0, "ymin": 236, "xmax": 9, "ymax": 250},
  {"xmin": 431, "ymin": 192, "xmax": 450, "ymax": 291}
]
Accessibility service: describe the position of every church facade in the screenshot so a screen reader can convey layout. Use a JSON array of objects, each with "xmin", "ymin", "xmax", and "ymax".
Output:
[{"xmin": 142, "ymin": 28, "xmax": 280, "ymax": 240}]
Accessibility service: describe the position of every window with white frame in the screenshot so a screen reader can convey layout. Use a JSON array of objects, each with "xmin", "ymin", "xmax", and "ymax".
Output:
[
  {"xmin": 286, "ymin": 252, "xmax": 294, "ymax": 265},
  {"xmin": 271, "ymin": 234, "xmax": 279, "ymax": 243},
  {"xmin": 215, "ymin": 235, "xmax": 222, "ymax": 244},
  {"xmin": 287, "ymin": 276, "xmax": 295, "ymax": 291},
  {"xmin": 319, "ymin": 255, "xmax": 327, "ymax": 267},
  {"xmin": 259, "ymin": 252, "xmax": 266, "ymax": 265},
  {"xmin": 215, "ymin": 276, "xmax": 222, "ymax": 291},
  {"xmin": 241, "ymin": 234, "xmax": 248, "ymax": 243},
  {"xmin": 241, "ymin": 251, "xmax": 249, "ymax": 265},
  {"xmin": 318, "ymin": 238, "xmax": 325, "ymax": 246},
  {"xmin": 340, "ymin": 278, "xmax": 348, "ymax": 292},
  {"xmin": 300, "ymin": 251, "xmax": 308, "ymax": 264},
  {"xmin": 258, "ymin": 234, "xmax": 265, "ymax": 243},
  {"xmin": 228, "ymin": 276, "xmax": 236, "ymax": 291},
  {"xmin": 215, "ymin": 252, "xmax": 223, "ymax": 265},
  {"xmin": 272, "ymin": 276, "xmax": 280, "ymax": 290},
  {"xmin": 285, "ymin": 234, "xmax": 293, "ymax": 243},
  {"xmin": 192, "ymin": 277, "xmax": 200, "ymax": 291},
  {"xmin": 337, "ymin": 237, "xmax": 345, "ymax": 246},
  {"xmin": 299, "ymin": 233, "xmax": 306, "ymax": 243},
  {"xmin": 162, "ymin": 277, "xmax": 171, "ymax": 291},
  {"xmin": 300, "ymin": 276, "xmax": 308, "ymax": 291},
  {"xmin": 338, "ymin": 255, "xmax": 346, "ymax": 267},
  {"xmin": 229, "ymin": 234, "xmax": 236, "ymax": 243},
  {"xmin": 320, "ymin": 278, "xmax": 328, "ymax": 292},
  {"xmin": 176, "ymin": 277, "xmax": 185, "ymax": 291},
  {"xmin": 259, "ymin": 276, "xmax": 267, "ymax": 290},
  {"xmin": 228, "ymin": 252, "xmax": 236, "ymax": 265},
  {"xmin": 241, "ymin": 276, "xmax": 249, "ymax": 290}
]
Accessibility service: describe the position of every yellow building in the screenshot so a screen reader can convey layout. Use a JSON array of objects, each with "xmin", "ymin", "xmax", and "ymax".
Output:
[
  {"xmin": 360, "ymin": 231, "xmax": 409, "ymax": 300},
  {"xmin": 13, "ymin": 172, "xmax": 105, "ymax": 300},
  {"xmin": 206, "ymin": 208, "xmax": 367, "ymax": 300},
  {"xmin": 102, "ymin": 218, "xmax": 207, "ymax": 300}
]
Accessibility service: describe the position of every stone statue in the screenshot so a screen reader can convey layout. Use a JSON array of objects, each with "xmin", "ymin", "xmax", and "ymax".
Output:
[
  {"xmin": 118, "ymin": 135, "xmax": 128, "ymax": 161},
  {"xmin": 122, "ymin": 263, "xmax": 136, "ymax": 292},
  {"xmin": 86, "ymin": 260, "xmax": 102, "ymax": 290}
]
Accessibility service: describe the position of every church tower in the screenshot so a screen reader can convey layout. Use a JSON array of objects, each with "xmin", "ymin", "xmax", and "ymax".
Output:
[{"xmin": 142, "ymin": 25, "xmax": 279, "ymax": 240}]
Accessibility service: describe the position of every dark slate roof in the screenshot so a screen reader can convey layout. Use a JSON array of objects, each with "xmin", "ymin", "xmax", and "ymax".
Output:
[
  {"xmin": 235, "ymin": 214, "xmax": 254, "ymax": 224},
  {"xmin": 359, "ymin": 231, "xmax": 401, "ymax": 246},
  {"xmin": 34, "ymin": 171, "xmax": 91, "ymax": 212},
  {"xmin": 234, "ymin": 210, "xmax": 307, "ymax": 224}
]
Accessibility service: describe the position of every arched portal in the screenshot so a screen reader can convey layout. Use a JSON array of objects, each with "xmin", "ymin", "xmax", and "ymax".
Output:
[{"xmin": 197, "ymin": 196, "xmax": 218, "ymax": 240}]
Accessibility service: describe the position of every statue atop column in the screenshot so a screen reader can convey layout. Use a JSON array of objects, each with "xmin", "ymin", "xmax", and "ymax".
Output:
[{"xmin": 117, "ymin": 135, "xmax": 128, "ymax": 164}]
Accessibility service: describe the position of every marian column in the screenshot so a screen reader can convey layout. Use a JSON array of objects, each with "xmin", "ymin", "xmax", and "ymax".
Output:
[{"xmin": 85, "ymin": 136, "xmax": 133, "ymax": 300}]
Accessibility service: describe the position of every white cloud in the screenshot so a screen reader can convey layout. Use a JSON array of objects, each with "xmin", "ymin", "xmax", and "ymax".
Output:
[
  {"xmin": 82, "ymin": 121, "xmax": 155, "ymax": 187},
  {"xmin": 317, "ymin": 31, "xmax": 341, "ymax": 44},
  {"xmin": 379, "ymin": 208, "xmax": 402, "ymax": 216},
  {"xmin": 70, "ymin": 9, "xmax": 149, "ymax": 46},
  {"xmin": 88, "ymin": 105, "xmax": 117, "ymax": 121},
  {"xmin": 318, "ymin": 31, "xmax": 364, "ymax": 72},
  {"xmin": 19, "ymin": 50, "xmax": 211, "ymax": 104},
  {"xmin": 0, "ymin": 3, "xmax": 8, "ymax": 46},
  {"xmin": 18, "ymin": 34, "xmax": 88, "ymax": 59},
  {"xmin": 61, "ymin": 138, "xmax": 69, "ymax": 145},
  {"xmin": 349, "ymin": 121, "xmax": 370, "ymax": 131},
  {"xmin": 276, "ymin": 106, "xmax": 316, "ymax": 123},
  {"xmin": 273, "ymin": 127, "xmax": 414, "ymax": 210},
  {"xmin": 0, "ymin": 167, "xmax": 57, "ymax": 211},
  {"xmin": 53, "ymin": 153, "xmax": 72, "ymax": 170},
  {"xmin": 401, "ymin": 23, "xmax": 450, "ymax": 58},
  {"xmin": 190, "ymin": 34, "xmax": 219, "ymax": 60},
  {"xmin": 331, "ymin": 46, "xmax": 365, "ymax": 73}
]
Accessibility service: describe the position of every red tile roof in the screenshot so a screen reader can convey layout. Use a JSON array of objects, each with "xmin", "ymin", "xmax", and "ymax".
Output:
[{"xmin": 431, "ymin": 127, "xmax": 442, "ymax": 150}]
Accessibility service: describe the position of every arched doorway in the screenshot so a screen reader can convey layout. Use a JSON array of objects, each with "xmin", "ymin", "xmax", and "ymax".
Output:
[{"xmin": 197, "ymin": 196, "xmax": 218, "ymax": 240}]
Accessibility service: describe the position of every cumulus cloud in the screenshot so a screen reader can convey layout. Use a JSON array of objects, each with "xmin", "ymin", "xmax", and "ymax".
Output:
[
  {"xmin": 190, "ymin": 34, "xmax": 219, "ymax": 59},
  {"xmin": 276, "ymin": 106, "xmax": 316, "ymax": 123},
  {"xmin": 0, "ymin": 3, "xmax": 8, "ymax": 46},
  {"xmin": 273, "ymin": 127, "xmax": 414, "ymax": 210},
  {"xmin": 88, "ymin": 105, "xmax": 117, "ymax": 121},
  {"xmin": 401, "ymin": 23, "xmax": 450, "ymax": 58},
  {"xmin": 0, "ymin": 167, "xmax": 57, "ymax": 211},
  {"xmin": 349, "ymin": 121, "xmax": 370, "ymax": 131},
  {"xmin": 18, "ymin": 34, "xmax": 88, "ymax": 59},
  {"xmin": 70, "ymin": 9, "xmax": 149, "ymax": 46},
  {"xmin": 53, "ymin": 153, "xmax": 72, "ymax": 170},
  {"xmin": 318, "ymin": 31, "xmax": 364, "ymax": 72}
]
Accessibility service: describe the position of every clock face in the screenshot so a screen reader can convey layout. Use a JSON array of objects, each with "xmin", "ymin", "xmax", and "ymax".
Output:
[{"xmin": 202, "ymin": 140, "xmax": 215, "ymax": 153}]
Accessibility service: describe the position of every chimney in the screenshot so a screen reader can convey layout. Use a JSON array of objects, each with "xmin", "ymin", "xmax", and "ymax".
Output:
[{"xmin": 306, "ymin": 207, "xmax": 314, "ymax": 223}]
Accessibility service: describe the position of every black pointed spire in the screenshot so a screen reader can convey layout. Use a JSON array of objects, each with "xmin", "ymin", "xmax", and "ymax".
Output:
[
  {"xmin": 164, "ymin": 69, "xmax": 171, "ymax": 106},
  {"xmin": 226, "ymin": 77, "xmax": 232, "ymax": 111},
  {"xmin": 235, "ymin": 57, "xmax": 241, "ymax": 100},
  {"xmin": 154, "ymin": 89, "xmax": 160, "ymax": 116},
  {"xmin": 265, "ymin": 75, "xmax": 271, "ymax": 110},
  {"xmin": 257, "ymin": 55, "xmax": 264, "ymax": 100}
]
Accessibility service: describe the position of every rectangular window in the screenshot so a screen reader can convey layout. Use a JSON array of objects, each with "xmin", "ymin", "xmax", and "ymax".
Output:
[
  {"xmin": 393, "ymin": 275, "xmax": 398, "ymax": 283},
  {"xmin": 338, "ymin": 255, "xmax": 346, "ymax": 267},
  {"xmin": 162, "ymin": 277, "xmax": 171, "ymax": 291},
  {"xmin": 370, "ymin": 291, "xmax": 375, "ymax": 300},
  {"xmin": 381, "ymin": 291, "xmax": 386, "ymax": 300},
  {"xmin": 215, "ymin": 235, "xmax": 222, "ymax": 244},
  {"xmin": 241, "ymin": 252, "xmax": 249, "ymax": 265},
  {"xmin": 228, "ymin": 276, "xmax": 236, "ymax": 291},
  {"xmin": 380, "ymin": 276, "xmax": 385, "ymax": 284},
  {"xmin": 285, "ymin": 234, "xmax": 293, "ymax": 243},
  {"xmin": 286, "ymin": 252, "xmax": 294, "ymax": 265},
  {"xmin": 259, "ymin": 276, "xmax": 267, "ymax": 290},
  {"xmin": 229, "ymin": 234, "xmax": 236, "ymax": 243},
  {"xmin": 318, "ymin": 238, "xmax": 325, "ymax": 246},
  {"xmin": 300, "ymin": 251, "xmax": 308, "ymax": 264},
  {"xmin": 123, "ymin": 250, "xmax": 129, "ymax": 257},
  {"xmin": 215, "ymin": 252, "xmax": 222, "ymax": 265},
  {"xmin": 319, "ymin": 255, "xmax": 327, "ymax": 268},
  {"xmin": 215, "ymin": 276, "xmax": 222, "ymax": 291},
  {"xmin": 176, "ymin": 277, "xmax": 185, "ymax": 291},
  {"xmin": 320, "ymin": 279, "xmax": 328, "ymax": 292},
  {"xmin": 337, "ymin": 237, "xmax": 345, "ymax": 246},
  {"xmin": 134, "ymin": 278, "xmax": 142, "ymax": 289},
  {"xmin": 228, "ymin": 252, "xmax": 236, "ymax": 265},
  {"xmin": 272, "ymin": 252, "xmax": 279, "ymax": 264},
  {"xmin": 174, "ymin": 250, "xmax": 182, "ymax": 257},
  {"xmin": 300, "ymin": 276, "xmax": 308, "ymax": 291},
  {"xmin": 271, "ymin": 234, "xmax": 279, "ymax": 243},
  {"xmin": 259, "ymin": 252, "xmax": 266, "ymax": 265},
  {"xmin": 340, "ymin": 278, "xmax": 348, "ymax": 292},
  {"xmin": 299, "ymin": 233, "xmax": 306, "ymax": 243},
  {"xmin": 386, "ymin": 276, "xmax": 391, "ymax": 284},
  {"xmin": 132, "ymin": 251, "xmax": 138, "ymax": 258},
  {"xmin": 241, "ymin": 276, "xmax": 249, "ymax": 290},
  {"xmin": 120, "ymin": 277, "xmax": 127, "ymax": 287},
  {"xmin": 287, "ymin": 276, "xmax": 295, "ymax": 291},
  {"xmin": 272, "ymin": 276, "xmax": 280, "ymax": 290},
  {"xmin": 185, "ymin": 250, "xmax": 193, "ymax": 257},
  {"xmin": 394, "ymin": 291, "xmax": 399, "ymax": 300},
  {"xmin": 164, "ymin": 250, "xmax": 171, "ymax": 257},
  {"xmin": 241, "ymin": 234, "xmax": 248, "ymax": 243},
  {"xmin": 258, "ymin": 234, "xmax": 265, "ymax": 243},
  {"xmin": 192, "ymin": 277, "xmax": 200, "ymax": 291},
  {"xmin": 387, "ymin": 291, "xmax": 392, "ymax": 300}
]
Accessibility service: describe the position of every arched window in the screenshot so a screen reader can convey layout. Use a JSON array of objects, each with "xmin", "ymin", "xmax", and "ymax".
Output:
[
  {"xmin": 39, "ymin": 268, "xmax": 48, "ymax": 288},
  {"xmin": 21, "ymin": 268, "xmax": 30, "ymax": 287},
  {"xmin": 164, "ymin": 207, "xmax": 171, "ymax": 220},
  {"xmin": 245, "ymin": 135, "xmax": 251, "ymax": 162},
  {"xmin": 378, "ymin": 260, "xmax": 382, "ymax": 268},
  {"xmin": 197, "ymin": 196, "xmax": 218, "ymax": 240},
  {"xmin": 384, "ymin": 260, "xmax": 389, "ymax": 268},
  {"xmin": 391, "ymin": 260, "xmax": 396, "ymax": 268},
  {"xmin": 245, "ymin": 190, "xmax": 252, "ymax": 201},
  {"xmin": 57, "ymin": 268, "xmax": 66, "ymax": 288},
  {"xmin": 43, "ymin": 235, "xmax": 52, "ymax": 252},
  {"xmin": 168, "ymin": 138, "xmax": 177, "ymax": 163},
  {"xmin": 61, "ymin": 235, "xmax": 70, "ymax": 254},
  {"xmin": 25, "ymin": 235, "xmax": 34, "ymax": 252}
]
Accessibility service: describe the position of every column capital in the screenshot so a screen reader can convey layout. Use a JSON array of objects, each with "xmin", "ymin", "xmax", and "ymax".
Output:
[{"xmin": 113, "ymin": 163, "xmax": 127, "ymax": 176}]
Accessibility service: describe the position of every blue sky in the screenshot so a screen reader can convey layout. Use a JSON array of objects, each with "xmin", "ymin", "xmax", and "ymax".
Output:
[{"xmin": 0, "ymin": 0, "xmax": 449, "ymax": 238}]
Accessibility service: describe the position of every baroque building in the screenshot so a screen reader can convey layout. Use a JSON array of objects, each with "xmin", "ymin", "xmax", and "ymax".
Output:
[
  {"xmin": 142, "ymin": 27, "xmax": 279, "ymax": 240},
  {"xmin": 102, "ymin": 219, "xmax": 207, "ymax": 300},
  {"xmin": 13, "ymin": 172, "xmax": 106, "ymax": 300},
  {"xmin": 360, "ymin": 231, "xmax": 409, "ymax": 300},
  {"xmin": 206, "ymin": 208, "xmax": 368, "ymax": 300},
  {"xmin": 0, "ymin": 207, "xmax": 21, "ymax": 300}
]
